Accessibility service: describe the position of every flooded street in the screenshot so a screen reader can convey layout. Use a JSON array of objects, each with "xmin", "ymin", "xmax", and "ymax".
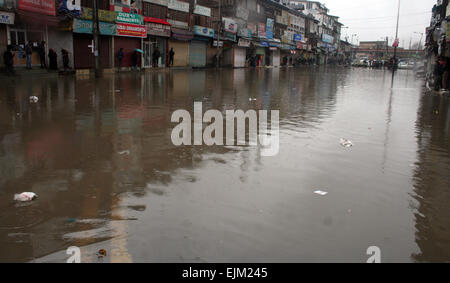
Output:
[{"xmin": 0, "ymin": 67, "xmax": 449, "ymax": 263}]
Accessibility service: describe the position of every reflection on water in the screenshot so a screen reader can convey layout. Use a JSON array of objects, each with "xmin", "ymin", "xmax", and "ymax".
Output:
[{"xmin": 0, "ymin": 68, "xmax": 448, "ymax": 262}]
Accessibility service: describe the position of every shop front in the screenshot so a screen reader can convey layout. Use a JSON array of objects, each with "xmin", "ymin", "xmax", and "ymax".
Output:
[
  {"xmin": 8, "ymin": 0, "xmax": 59, "ymax": 68},
  {"xmin": 0, "ymin": 11, "xmax": 14, "ymax": 68},
  {"xmin": 190, "ymin": 25, "xmax": 214, "ymax": 68},
  {"xmin": 169, "ymin": 28, "xmax": 193, "ymax": 67},
  {"xmin": 234, "ymin": 38, "xmax": 251, "ymax": 68},
  {"xmin": 143, "ymin": 17, "xmax": 171, "ymax": 68},
  {"xmin": 72, "ymin": 19, "xmax": 115, "ymax": 69}
]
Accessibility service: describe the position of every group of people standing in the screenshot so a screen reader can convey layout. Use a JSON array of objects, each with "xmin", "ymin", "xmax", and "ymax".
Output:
[
  {"xmin": 3, "ymin": 41, "xmax": 71, "ymax": 75},
  {"xmin": 116, "ymin": 47, "xmax": 175, "ymax": 70}
]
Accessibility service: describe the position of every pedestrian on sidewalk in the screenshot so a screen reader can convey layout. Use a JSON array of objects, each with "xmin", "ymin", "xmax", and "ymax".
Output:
[
  {"xmin": 48, "ymin": 48, "xmax": 58, "ymax": 71},
  {"xmin": 117, "ymin": 48, "xmax": 124, "ymax": 69},
  {"xmin": 39, "ymin": 41, "xmax": 47, "ymax": 69},
  {"xmin": 131, "ymin": 50, "xmax": 139, "ymax": 70},
  {"xmin": 3, "ymin": 45, "xmax": 15, "ymax": 75},
  {"xmin": 25, "ymin": 41, "xmax": 33, "ymax": 69},
  {"xmin": 152, "ymin": 47, "xmax": 161, "ymax": 68},
  {"xmin": 62, "ymin": 49, "xmax": 70, "ymax": 71},
  {"xmin": 168, "ymin": 48, "xmax": 175, "ymax": 67}
]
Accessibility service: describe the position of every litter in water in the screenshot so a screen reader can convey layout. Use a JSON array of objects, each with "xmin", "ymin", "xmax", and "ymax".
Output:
[
  {"xmin": 14, "ymin": 192, "xmax": 38, "ymax": 202},
  {"xmin": 314, "ymin": 190, "xmax": 328, "ymax": 196},
  {"xmin": 118, "ymin": 150, "xmax": 130, "ymax": 155},
  {"xmin": 29, "ymin": 96, "xmax": 39, "ymax": 103},
  {"xmin": 340, "ymin": 138, "xmax": 353, "ymax": 148}
]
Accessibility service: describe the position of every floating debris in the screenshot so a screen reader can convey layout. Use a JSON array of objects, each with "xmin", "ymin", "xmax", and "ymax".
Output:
[
  {"xmin": 314, "ymin": 190, "xmax": 328, "ymax": 196},
  {"xmin": 97, "ymin": 249, "xmax": 107, "ymax": 258},
  {"xmin": 249, "ymin": 98, "xmax": 257, "ymax": 102},
  {"xmin": 118, "ymin": 150, "xmax": 130, "ymax": 156},
  {"xmin": 14, "ymin": 192, "xmax": 38, "ymax": 202},
  {"xmin": 29, "ymin": 96, "xmax": 39, "ymax": 103},
  {"xmin": 340, "ymin": 138, "xmax": 353, "ymax": 148}
]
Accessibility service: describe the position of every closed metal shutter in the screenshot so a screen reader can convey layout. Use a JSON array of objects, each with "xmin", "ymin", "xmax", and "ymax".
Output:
[
  {"xmin": 73, "ymin": 33, "xmax": 111, "ymax": 69},
  {"xmin": 189, "ymin": 41, "xmax": 206, "ymax": 67}
]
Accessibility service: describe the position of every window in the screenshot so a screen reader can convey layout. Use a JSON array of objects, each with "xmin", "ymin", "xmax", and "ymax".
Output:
[{"xmin": 143, "ymin": 3, "xmax": 167, "ymax": 19}]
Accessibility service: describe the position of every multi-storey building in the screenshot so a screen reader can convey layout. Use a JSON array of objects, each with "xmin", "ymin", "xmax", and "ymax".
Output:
[{"xmin": 0, "ymin": 0, "xmax": 343, "ymax": 71}]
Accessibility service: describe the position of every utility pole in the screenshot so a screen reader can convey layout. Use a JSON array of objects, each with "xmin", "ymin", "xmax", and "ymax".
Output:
[
  {"xmin": 393, "ymin": 0, "xmax": 401, "ymax": 72},
  {"xmin": 93, "ymin": 0, "xmax": 102, "ymax": 78},
  {"xmin": 216, "ymin": 0, "xmax": 221, "ymax": 69}
]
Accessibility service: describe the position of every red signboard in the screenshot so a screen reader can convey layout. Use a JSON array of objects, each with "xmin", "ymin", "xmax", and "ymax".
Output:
[
  {"xmin": 116, "ymin": 23, "xmax": 147, "ymax": 38},
  {"xmin": 19, "ymin": 0, "xmax": 56, "ymax": 16}
]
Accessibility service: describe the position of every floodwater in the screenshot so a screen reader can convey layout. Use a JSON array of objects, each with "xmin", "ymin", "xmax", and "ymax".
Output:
[{"xmin": 0, "ymin": 67, "xmax": 449, "ymax": 263}]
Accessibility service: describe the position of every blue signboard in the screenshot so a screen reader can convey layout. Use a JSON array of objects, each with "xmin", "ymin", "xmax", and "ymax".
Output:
[
  {"xmin": 266, "ymin": 18, "xmax": 274, "ymax": 40},
  {"xmin": 194, "ymin": 25, "xmax": 215, "ymax": 38},
  {"xmin": 294, "ymin": 34, "xmax": 303, "ymax": 42},
  {"xmin": 260, "ymin": 41, "xmax": 270, "ymax": 47},
  {"xmin": 73, "ymin": 19, "xmax": 116, "ymax": 36}
]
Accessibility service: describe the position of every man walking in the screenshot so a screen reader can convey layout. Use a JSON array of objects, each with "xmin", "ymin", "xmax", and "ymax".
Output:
[{"xmin": 25, "ymin": 41, "xmax": 33, "ymax": 69}]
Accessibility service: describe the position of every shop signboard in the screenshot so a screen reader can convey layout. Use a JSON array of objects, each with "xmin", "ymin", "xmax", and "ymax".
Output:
[
  {"xmin": 194, "ymin": 25, "xmax": 214, "ymax": 38},
  {"xmin": 168, "ymin": 0, "xmax": 189, "ymax": 13},
  {"xmin": 223, "ymin": 18, "xmax": 237, "ymax": 34},
  {"xmin": 145, "ymin": 0, "xmax": 169, "ymax": 6},
  {"xmin": 322, "ymin": 34, "xmax": 334, "ymax": 44},
  {"xmin": 116, "ymin": 11, "xmax": 143, "ymax": 25},
  {"xmin": 193, "ymin": 4, "xmax": 211, "ymax": 17},
  {"xmin": 294, "ymin": 34, "xmax": 303, "ymax": 42},
  {"xmin": 116, "ymin": 22, "xmax": 147, "ymax": 38},
  {"xmin": 73, "ymin": 19, "xmax": 116, "ymax": 35},
  {"xmin": 19, "ymin": 0, "xmax": 56, "ymax": 16},
  {"xmin": 57, "ymin": 0, "xmax": 81, "ymax": 17},
  {"xmin": 248, "ymin": 23, "xmax": 257, "ymax": 36},
  {"xmin": 238, "ymin": 38, "xmax": 251, "ymax": 47},
  {"xmin": 258, "ymin": 22, "xmax": 266, "ymax": 38},
  {"xmin": 81, "ymin": 8, "xmax": 117, "ymax": 23},
  {"xmin": 146, "ymin": 22, "xmax": 171, "ymax": 37},
  {"xmin": 238, "ymin": 28, "xmax": 252, "ymax": 38},
  {"xmin": 0, "ymin": 11, "xmax": 14, "ymax": 25},
  {"xmin": 266, "ymin": 18, "xmax": 274, "ymax": 40}
]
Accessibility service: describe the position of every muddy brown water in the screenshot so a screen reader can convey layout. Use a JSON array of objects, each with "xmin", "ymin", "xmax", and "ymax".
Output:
[{"xmin": 0, "ymin": 67, "xmax": 449, "ymax": 262}]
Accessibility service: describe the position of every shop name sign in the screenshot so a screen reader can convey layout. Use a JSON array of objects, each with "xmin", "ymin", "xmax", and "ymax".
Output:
[
  {"xmin": 116, "ymin": 12, "xmax": 143, "ymax": 25},
  {"xmin": 322, "ymin": 34, "xmax": 334, "ymax": 44},
  {"xmin": 116, "ymin": 23, "xmax": 147, "ymax": 38},
  {"xmin": 19, "ymin": 0, "xmax": 56, "ymax": 16},
  {"xmin": 73, "ymin": 19, "xmax": 116, "ymax": 36},
  {"xmin": 0, "ymin": 11, "xmax": 14, "ymax": 25},
  {"xmin": 194, "ymin": 25, "xmax": 214, "ymax": 38},
  {"xmin": 194, "ymin": 4, "xmax": 211, "ymax": 17},
  {"xmin": 144, "ymin": 0, "xmax": 169, "ymax": 7},
  {"xmin": 147, "ymin": 22, "xmax": 171, "ymax": 37},
  {"xmin": 168, "ymin": 0, "xmax": 189, "ymax": 13},
  {"xmin": 223, "ymin": 18, "xmax": 237, "ymax": 34},
  {"xmin": 238, "ymin": 38, "xmax": 251, "ymax": 48},
  {"xmin": 294, "ymin": 34, "xmax": 303, "ymax": 42},
  {"xmin": 81, "ymin": 8, "xmax": 117, "ymax": 23}
]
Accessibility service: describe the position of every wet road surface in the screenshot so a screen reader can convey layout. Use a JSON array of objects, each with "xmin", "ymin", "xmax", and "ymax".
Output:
[{"xmin": 0, "ymin": 67, "xmax": 449, "ymax": 262}]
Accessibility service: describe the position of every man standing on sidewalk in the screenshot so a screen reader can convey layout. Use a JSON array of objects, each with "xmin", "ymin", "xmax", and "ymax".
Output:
[
  {"xmin": 25, "ymin": 41, "xmax": 33, "ymax": 69},
  {"xmin": 39, "ymin": 41, "xmax": 47, "ymax": 69},
  {"xmin": 168, "ymin": 48, "xmax": 175, "ymax": 67}
]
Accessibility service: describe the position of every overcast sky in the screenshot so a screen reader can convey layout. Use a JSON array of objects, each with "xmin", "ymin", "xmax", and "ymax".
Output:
[{"xmin": 319, "ymin": 0, "xmax": 435, "ymax": 48}]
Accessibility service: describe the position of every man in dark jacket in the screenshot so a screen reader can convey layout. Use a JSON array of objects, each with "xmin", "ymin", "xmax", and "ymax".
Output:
[
  {"xmin": 152, "ymin": 48, "xmax": 161, "ymax": 68},
  {"xmin": 25, "ymin": 41, "xmax": 33, "ymax": 69},
  {"xmin": 3, "ymin": 45, "xmax": 15, "ymax": 75}
]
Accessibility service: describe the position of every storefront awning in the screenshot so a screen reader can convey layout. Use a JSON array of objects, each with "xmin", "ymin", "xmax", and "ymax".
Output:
[{"xmin": 144, "ymin": 17, "xmax": 171, "ymax": 26}]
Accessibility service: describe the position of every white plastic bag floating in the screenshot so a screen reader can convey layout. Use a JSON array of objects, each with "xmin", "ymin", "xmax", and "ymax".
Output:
[
  {"xmin": 340, "ymin": 138, "xmax": 353, "ymax": 148},
  {"xmin": 29, "ymin": 96, "xmax": 39, "ymax": 103},
  {"xmin": 314, "ymin": 190, "xmax": 328, "ymax": 196},
  {"xmin": 14, "ymin": 192, "xmax": 38, "ymax": 202}
]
